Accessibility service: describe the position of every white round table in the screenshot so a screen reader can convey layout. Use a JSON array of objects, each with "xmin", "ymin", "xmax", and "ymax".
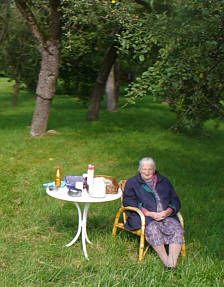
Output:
[{"xmin": 46, "ymin": 186, "xmax": 122, "ymax": 260}]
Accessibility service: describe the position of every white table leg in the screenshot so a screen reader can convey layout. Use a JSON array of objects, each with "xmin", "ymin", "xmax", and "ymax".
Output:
[
  {"xmin": 65, "ymin": 202, "xmax": 92, "ymax": 260},
  {"xmin": 81, "ymin": 203, "xmax": 92, "ymax": 260},
  {"xmin": 65, "ymin": 202, "xmax": 82, "ymax": 247},
  {"xmin": 83, "ymin": 203, "xmax": 92, "ymax": 244}
]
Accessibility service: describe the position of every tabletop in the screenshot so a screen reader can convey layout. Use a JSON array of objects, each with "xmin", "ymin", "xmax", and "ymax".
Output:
[{"xmin": 46, "ymin": 186, "xmax": 122, "ymax": 203}]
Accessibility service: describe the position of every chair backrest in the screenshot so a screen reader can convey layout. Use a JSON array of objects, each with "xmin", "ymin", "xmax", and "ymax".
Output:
[
  {"xmin": 119, "ymin": 180, "xmax": 127, "ymax": 223},
  {"xmin": 119, "ymin": 180, "xmax": 127, "ymax": 196}
]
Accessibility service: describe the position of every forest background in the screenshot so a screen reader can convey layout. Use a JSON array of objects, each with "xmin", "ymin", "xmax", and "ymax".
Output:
[
  {"xmin": 0, "ymin": 0, "xmax": 223, "ymax": 286},
  {"xmin": 0, "ymin": 0, "xmax": 223, "ymax": 136}
]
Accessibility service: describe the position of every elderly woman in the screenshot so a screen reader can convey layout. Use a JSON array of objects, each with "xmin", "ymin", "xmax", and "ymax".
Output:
[{"xmin": 123, "ymin": 157, "xmax": 184, "ymax": 268}]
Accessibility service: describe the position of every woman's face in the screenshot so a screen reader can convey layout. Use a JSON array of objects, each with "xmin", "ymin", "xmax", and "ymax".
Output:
[{"xmin": 140, "ymin": 163, "xmax": 155, "ymax": 181}]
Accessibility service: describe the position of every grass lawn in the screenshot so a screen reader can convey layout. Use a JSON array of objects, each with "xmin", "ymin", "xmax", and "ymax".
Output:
[{"xmin": 0, "ymin": 77, "xmax": 223, "ymax": 286}]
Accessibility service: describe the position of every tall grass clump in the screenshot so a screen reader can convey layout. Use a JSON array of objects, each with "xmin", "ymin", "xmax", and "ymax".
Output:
[{"xmin": 0, "ymin": 77, "xmax": 223, "ymax": 286}]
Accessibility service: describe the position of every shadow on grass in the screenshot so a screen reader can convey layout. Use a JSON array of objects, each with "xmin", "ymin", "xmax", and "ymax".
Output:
[{"xmin": 0, "ymin": 92, "xmax": 175, "ymax": 135}]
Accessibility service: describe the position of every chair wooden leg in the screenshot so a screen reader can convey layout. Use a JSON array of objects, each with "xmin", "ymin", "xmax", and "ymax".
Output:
[
  {"xmin": 139, "ymin": 233, "xmax": 145, "ymax": 262},
  {"xmin": 177, "ymin": 212, "xmax": 186, "ymax": 259},
  {"xmin": 181, "ymin": 236, "xmax": 186, "ymax": 259},
  {"xmin": 143, "ymin": 245, "xmax": 150, "ymax": 258},
  {"xmin": 112, "ymin": 225, "xmax": 117, "ymax": 237},
  {"xmin": 139, "ymin": 239, "xmax": 150, "ymax": 262},
  {"xmin": 112, "ymin": 209, "xmax": 122, "ymax": 237}
]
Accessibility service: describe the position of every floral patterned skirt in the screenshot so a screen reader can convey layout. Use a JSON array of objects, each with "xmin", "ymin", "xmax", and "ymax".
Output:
[{"xmin": 145, "ymin": 217, "xmax": 184, "ymax": 247}]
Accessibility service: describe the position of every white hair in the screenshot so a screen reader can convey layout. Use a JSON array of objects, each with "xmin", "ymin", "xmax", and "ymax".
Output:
[{"xmin": 138, "ymin": 157, "xmax": 156, "ymax": 172}]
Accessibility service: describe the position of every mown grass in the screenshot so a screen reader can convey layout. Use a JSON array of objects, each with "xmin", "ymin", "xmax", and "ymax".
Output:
[{"xmin": 0, "ymin": 77, "xmax": 223, "ymax": 286}]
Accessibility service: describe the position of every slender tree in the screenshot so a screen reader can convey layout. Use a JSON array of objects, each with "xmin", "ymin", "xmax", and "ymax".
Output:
[
  {"xmin": 62, "ymin": 0, "xmax": 145, "ymax": 121},
  {"xmin": 106, "ymin": 65, "xmax": 118, "ymax": 112},
  {"xmin": 87, "ymin": 40, "xmax": 119, "ymax": 120},
  {"xmin": 15, "ymin": 0, "xmax": 61, "ymax": 137}
]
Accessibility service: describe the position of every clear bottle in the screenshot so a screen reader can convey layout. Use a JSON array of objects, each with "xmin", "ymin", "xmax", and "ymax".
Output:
[{"xmin": 55, "ymin": 166, "xmax": 61, "ymax": 187}]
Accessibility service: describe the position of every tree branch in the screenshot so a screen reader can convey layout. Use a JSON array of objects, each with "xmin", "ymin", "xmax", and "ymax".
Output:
[
  {"xmin": 15, "ymin": 0, "xmax": 45, "ymax": 46},
  {"xmin": 0, "ymin": 0, "xmax": 9, "ymax": 44},
  {"xmin": 49, "ymin": 0, "xmax": 61, "ymax": 42}
]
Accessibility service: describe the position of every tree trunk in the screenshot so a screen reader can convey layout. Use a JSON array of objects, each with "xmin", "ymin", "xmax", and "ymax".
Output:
[
  {"xmin": 106, "ymin": 65, "xmax": 118, "ymax": 112},
  {"xmin": 87, "ymin": 42, "xmax": 118, "ymax": 121},
  {"xmin": 12, "ymin": 81, "xmax": 20, "ymax": 106},
  {"xmin": 15, "ymin": 0, "xmax": 61, "ymax": 137},
  {"xmin": 30, "ymin": 41, "xmax": 60, "ymax": 137}
]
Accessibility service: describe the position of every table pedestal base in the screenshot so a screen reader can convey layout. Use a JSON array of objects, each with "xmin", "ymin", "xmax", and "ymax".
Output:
[{"xmin": 66, "ymin": 202, "xmax": 92, "ymax": 260}]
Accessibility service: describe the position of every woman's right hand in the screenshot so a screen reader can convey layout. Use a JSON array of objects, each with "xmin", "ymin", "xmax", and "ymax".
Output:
[
  {"xmin": 143, "ymin": 209, "xmax": 168, "ymax": 221},
  {"xmin": 149, "ymin": 212, "xmax": 164, "ymax": 221},
  {"xmin": 142, "ymin": 209, "xmax": 160, "ymax": 221},
  {"xmin": 149, "ymin": 210, "xmax": 171, "ymax": 221}
]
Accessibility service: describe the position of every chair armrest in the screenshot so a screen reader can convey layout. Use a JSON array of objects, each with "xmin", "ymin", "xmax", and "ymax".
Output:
[
  {"xmin": 113, "ymin": 206, "xmax": 146, "ymax": 227},
  {"xmin": 121, "ymin": 206, "xmax": 146, "ymax": 226}
]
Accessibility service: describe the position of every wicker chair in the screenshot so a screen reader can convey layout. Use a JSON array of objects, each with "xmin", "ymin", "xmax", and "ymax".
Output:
[{"xmin": 112, "ymin": 180, "xmax": 186, "ymax": 262}]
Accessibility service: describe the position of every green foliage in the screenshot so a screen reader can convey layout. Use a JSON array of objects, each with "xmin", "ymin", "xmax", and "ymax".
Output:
[
  {"xmin": 59, "ymin": 0, "xmax": 151, "ymax": 100},
  {"xmin": 0, "ymin": 78, "xmax": 223, "ymax": 286},
  {"xmin": 0, "ymin": 6, "xmax": 41, "ymax": 92},
  {"xmin": 59, "ymin": 0, "xmax": 122, "ymax": 100},
  {"xmin": 122, "ymin": 0, "xmax": 224, "ymax": 131}
]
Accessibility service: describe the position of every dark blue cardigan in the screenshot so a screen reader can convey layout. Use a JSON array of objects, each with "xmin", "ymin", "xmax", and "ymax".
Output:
[{"xmin": 123, "ymin": 171, "xmax": 181, "ymax": 230}]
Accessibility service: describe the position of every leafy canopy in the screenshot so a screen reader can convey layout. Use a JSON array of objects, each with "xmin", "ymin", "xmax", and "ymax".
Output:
[{"xmin": 121, "ymin": 0, "xmax": 224, "ymax": 131}]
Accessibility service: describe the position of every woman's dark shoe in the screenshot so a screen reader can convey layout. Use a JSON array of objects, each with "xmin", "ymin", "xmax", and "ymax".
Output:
[{"xmin": 165, "ymin": 266, "xmax": 177, "ymax": 271}]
